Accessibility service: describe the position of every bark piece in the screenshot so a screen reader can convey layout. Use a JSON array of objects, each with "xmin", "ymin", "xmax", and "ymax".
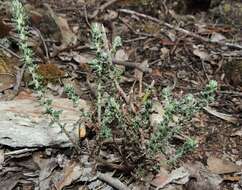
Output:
[{"xmin": 0, "ymin": 98, "xmax": 90, "ymax": 148}]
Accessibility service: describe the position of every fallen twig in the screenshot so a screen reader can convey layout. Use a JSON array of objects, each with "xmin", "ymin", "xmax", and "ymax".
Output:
[
  {"xmin": 4, "ymin": 148, "xmax": 38, "ymax": 156},
  {"xmin": 0, "ymin": 44, "xmax": 20, "ymax": 58},
  {"xmin": 33, "ymin": 27, "xmax": 49, "ymax": 60},
  {"xmin": 218, "ymin": 90, "xmax": 242, "ymax": 97},
  {"xmin": 97, "ymin": 172, "xmax": 130, "ymax": 190},
  {"xmin": 114, "ymin": 79, "xmax": 129, "ymax": 103},
  {"xmin": 118, "ymin": 9, "xmax": 242, "ymax": 50}
]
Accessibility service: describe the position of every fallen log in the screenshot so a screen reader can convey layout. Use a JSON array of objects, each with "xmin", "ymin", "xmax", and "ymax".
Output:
[{"xmin": 0, "ymin": 96, "xmax": 90, "ymax": 148}]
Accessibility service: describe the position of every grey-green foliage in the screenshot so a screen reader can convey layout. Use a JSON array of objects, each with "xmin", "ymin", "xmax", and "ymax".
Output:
[
  {"xmin": 89, "ymin": 23, "xmax": 121, "ymax": 77},
  {"xmin": 11, "ymin": 0, "xmax": 44, "ymax": 92},
  {"xmin": 100, "ymin": 97, "xmax": 122, "ymax": 138},
  {"xmin": 11, "ymin": 0, "xmax": 78, "ymax": 125},
  {"xmin": 132, "ymin": 99, "xmax": 152, "ymax": 129},
  {"xmin": 64, "ymin": 84, "xmax": 79, "ymax": 106},
  {"xmin": 89, "ymin": 23, "xmax": 122, "ymax": 138},
  {"xmin": 149, "ymin": 80, "xmax": 217, "ymax": 160},
  {"xmin": 11, "ymin": 0, "xmax": 87, "ymax": 153}
]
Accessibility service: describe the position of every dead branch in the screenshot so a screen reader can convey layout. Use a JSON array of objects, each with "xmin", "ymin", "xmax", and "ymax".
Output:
[{"xmin": 118, "ymin": 9, "xmax": 242, "ymax": 50}]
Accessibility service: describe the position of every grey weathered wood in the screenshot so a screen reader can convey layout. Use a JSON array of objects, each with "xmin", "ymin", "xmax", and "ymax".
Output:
[{"xmin": 0, "ymin": 98, "xmax": 90, "ymax": 148}]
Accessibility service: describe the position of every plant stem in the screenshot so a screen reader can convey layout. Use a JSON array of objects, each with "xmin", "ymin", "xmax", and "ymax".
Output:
[{"xmin": 97, "ymin": 82, "xmax": 102, "ymax": 127}]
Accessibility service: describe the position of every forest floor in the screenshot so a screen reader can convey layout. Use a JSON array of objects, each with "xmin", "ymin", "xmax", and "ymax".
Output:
[{"xmin": 0, "ymin": 0, "xmax": 241, "ymax": 190}]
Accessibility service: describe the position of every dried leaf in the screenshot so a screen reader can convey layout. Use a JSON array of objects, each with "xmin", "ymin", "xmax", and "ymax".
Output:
[
  {"xmin": 54, "ymin": 161, "xmax": 84, "ymax": 190},
  {"xmin": 44, "ymin": 4, "xmax": 77, "ymax": 47},
  {"xmin": 0, "ymin": 18, "xmax": 12, "ymax": 38},
  {"xmin": 231, "ymin": 129, "xmax": 242, "ymax": 137},
  {"xmin": 184, "ymin": 162, "xmax": 222, "ymax": 190},
  {"xmin": 33, "ymin": 152, "xmax": 58, "ymax": 190},
  {"xmin": 204, "ymin": 106, "xmax": 238, "ymax": 124},
  {"xmin": 0, "ymin": 74, "xmax": 15, "ymax": 92},
  {"xmin": 207, "ymin": 156, "xmax": 241, "ymax": 174},
  {"xmin": 56, "ymin": 16, "xmax": 77, "ymax": 46},
  {"xmin": 193, "ymin": 49, "xmax": 210, "ymax": 61},
  {"xmin": 153, "ymin": 167, "xmax": 190, "ymax": 189},
  {"xmin": 115, "ymin": 49, "xmax": 129, "ymax": 62},
  {"xmin": 0, "ymin": 52, "xmax": 16, "ymax": 92},
  {"xmin": 151, "ymin": 168, "xmax": 169, "ymax": 187},
  {"xmin": 79, "ymin": 126, "xmax": 86, "ymax": 139},
  {"xmin": 210, "ymin": 32, "xmax": 226, "ymax": 42}
]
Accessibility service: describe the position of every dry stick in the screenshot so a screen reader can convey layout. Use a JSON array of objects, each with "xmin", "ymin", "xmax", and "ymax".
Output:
[
  {"xmin": 83, "ymin": 0, "xmax": 91, "ymax": 28},
  {"xmin": 0, "ymin": 44, "xmax": 20, "ymax": 58},
  {"xmin": 97, "ymin": 172, "xmax": 130, "ymax": 190},
  {"xmin": 118, "ymin": 9, "xmax": 242, "ymax": 50},
  {"xmin": 114, "ymin": 79, "xmax": 129, "ymax": 103},
  {"xmin": 119, "ymin": 17, "xmax": 157, "ymax": 38},
  {"xmin": 33, "ymin": 27, "xmax": 49, "ymax": 60},
  {"xmin": 57, "ymin": 121, "xmax": 82, "ymax": 153},
  {"xmin": 4, "ymin": 148, "xmax": 38, "ymax": 156},
  {"xmin": 48, "ymin": 39, "xmax": 151, "ymax": 73},
  {"xmin": 89, "ymin": 0, "xmax": 119, "ymax": 19},
  {"xmin": 218, "ymin": 90, "xmax": 242, "ymax": 97},
  {"xmin": 13, "ymin": 63, "xmax": 26, "ymax": 93}
]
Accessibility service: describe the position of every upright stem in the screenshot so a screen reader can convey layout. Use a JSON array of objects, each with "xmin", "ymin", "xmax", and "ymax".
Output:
[{"xmin": 97, "ymin": 82, "xmax": 102, "ymax": 127}]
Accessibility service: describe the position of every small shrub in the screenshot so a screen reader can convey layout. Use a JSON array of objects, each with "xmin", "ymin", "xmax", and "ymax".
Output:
[{"xmin": 148, "ymin": 80, "xmax": 217, "ymax": 162}]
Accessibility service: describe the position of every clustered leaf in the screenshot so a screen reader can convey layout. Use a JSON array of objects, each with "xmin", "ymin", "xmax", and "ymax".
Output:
[{"xmin": 148, "ymin": 80, "xmax": 217, "ymax": 162}]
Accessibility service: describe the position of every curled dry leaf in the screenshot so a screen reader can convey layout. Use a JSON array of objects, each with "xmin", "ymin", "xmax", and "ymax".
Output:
[{"xmin": 204, "ymin": 106, "xmax": 238, "ymax": 124}]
